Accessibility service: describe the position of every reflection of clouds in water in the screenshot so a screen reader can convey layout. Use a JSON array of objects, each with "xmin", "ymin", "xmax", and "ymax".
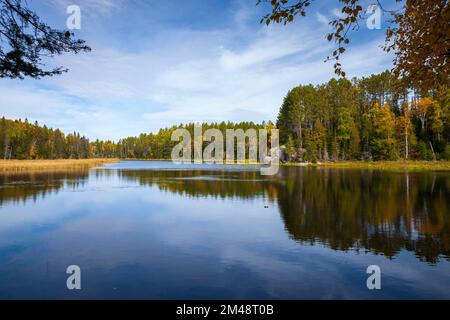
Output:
[
  {"xmin": 1, "ymin": 164, "xmax": 449, "ymax": 263},
  {"xmin": 0, "ymin": 171, "xmax": 90, "ymax": 206},
  {"xmin": 0, "ymin": 162, "xmax": 449, "ymax": 298}
]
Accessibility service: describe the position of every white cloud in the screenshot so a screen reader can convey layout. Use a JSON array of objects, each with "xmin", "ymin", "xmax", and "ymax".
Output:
[
  {"xmin": 219, "ymin": 28, "xmax": 322, "ymax": 70},
  {"xmin": 46, "ymin": 0, "xmax": 122, "ymax": 16},
  {"xmin": 0, "ymin": 3, "xmax": 393, "ymax": 141},
  {"xmin": 316, "ymin": 12, "xmax": 330, "ymax": 27}
]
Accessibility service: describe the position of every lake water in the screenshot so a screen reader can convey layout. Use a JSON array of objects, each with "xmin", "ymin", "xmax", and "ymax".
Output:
[{"xmin": 0, "ymin": 160, "xmax": 449, "ymax": 299}]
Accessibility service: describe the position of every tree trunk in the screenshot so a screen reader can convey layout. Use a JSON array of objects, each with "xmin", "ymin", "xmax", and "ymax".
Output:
[
  {"xmin": 420, "ymin": 117, "xmax": 425, "ymax": 133},
  {"xmin": 429, "ymin": 141, "xmax": 436, "ymax": 161},
  {"xmin": 4, "ymin": 136, "xmax": 9, "ymax": 160},
  {"xmin": 298, "ymin": 123, "xmax": 303, "ymax": 148},
  {"xmin": 405, "ymin": 123, "xmax": 409, "ymax": 160}
]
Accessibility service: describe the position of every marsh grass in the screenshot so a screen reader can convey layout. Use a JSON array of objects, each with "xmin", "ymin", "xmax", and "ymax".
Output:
[
  {"xmin": 0, "ymin": 159, "xmax": 119, "ymax": 172},
  {"xmin": 304, "ymin": 161, "xmax": 450, "ymax": 171},
  {"xmin": 4, "ymin": 159, "xmax": 447, "ymax": 173},
  {"xmin": 117, "ymin": 159, "xmax": 450, "ymax": 171}
]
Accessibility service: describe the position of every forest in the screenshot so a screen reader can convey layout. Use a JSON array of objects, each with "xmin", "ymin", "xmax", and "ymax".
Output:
[
  {"xmin": 1, "ymin": 71, "xmax": 449, "ymax": 162},
  {"xmin": 278, "ymin": 71, "xmax": 449, "ymax": 162},
  {"xmin": 0, "ymin": 117, "xmax": 91, "ymax": 159},
  {"xmin": 0, "ymin": 117, "xmax": 271, "ymax": 160}
]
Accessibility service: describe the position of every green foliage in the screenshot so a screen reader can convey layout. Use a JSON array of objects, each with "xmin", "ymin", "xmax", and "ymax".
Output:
[
  {"xmin": 0, "ymin": 118, "xmax": 274, "ymax": 160},
  {"xmin": 443, "ymin": 144, "xmax": 450, "ymax": 161},
  {"xmin": 371, "ymin": 104, "xmax": 398, "ymax": 160},
  {"xmin": 276, "ymin": 71, "xmax": 449, "ymax": 162},
  {"xmin": 285, "ymin": 136, "xmax": 296, "ymax": 159},
  {"xmin": 0, "ymin": 117, "xmax": 90, "ymax": 159},
  {"xmin": 416, "ymin": 141, "xmax": 433, "ymax": 161},
  {"xmin": 371, "ymin": 138, "xmax": 398, "ymax": 161},
  {"xmin": 115, "ymin": 121, "xmax": 271, "ymax": 160},
  {"xmin": 2, "ymin": 72, "xmax": 448, "ymax": 163}
]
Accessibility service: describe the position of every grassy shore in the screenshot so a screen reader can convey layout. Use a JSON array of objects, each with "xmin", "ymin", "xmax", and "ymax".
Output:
[
  {"xmin": 120, "ymin": 158, "xmax": 450, "ymax": 171},
  {"xmin": 0, "ymin": 159, "xmax": 119, "ymax": 172},
  {"xmin": 3, "ymin": 158, "xmax": 447, "ymax": 172},
  {"xmin": 115, "ymin": 158, "xmax": 450, "ymax": 171},
  {"xmin": 293, "ymin": 161, "xmax": 450, "ymax": 171}
]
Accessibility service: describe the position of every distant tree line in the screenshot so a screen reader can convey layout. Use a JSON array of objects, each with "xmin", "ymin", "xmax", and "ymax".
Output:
[
  {"xmin": 1, "ymin": 71, "xmax": 449, "ymax": 162},
  {"xmin": 277, "ymin": 71, "xmax": 449, "ymax": 162},
  {"xmin": 0, "ymin": 117, "xmax": 90, "ymax": 159},
  {"xmin": 0, "ymin": 118, "xmax": 273, "ymax": 160},
  {"xmin": 97, "ymin": 122, "xmax": 274, "ymax": 159}
]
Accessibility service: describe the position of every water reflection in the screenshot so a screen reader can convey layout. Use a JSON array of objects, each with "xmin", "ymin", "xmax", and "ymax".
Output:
[
  {"xmin": 275, "ymin": 168, "xmax": 450, "ymax": 264},
  {"xmin": 109, "ymin": 168, "xmax": 449, "ymax": 264},
  {"xmin": 0, "ymin": 171, "xmax": 89, "ymax": 205},
  {"xmin": 4, "ymin": 166, "xmax": 446, "ymax": 265}
]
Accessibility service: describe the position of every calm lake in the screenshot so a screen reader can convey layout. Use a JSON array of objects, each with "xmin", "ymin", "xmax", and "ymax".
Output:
[{"xmin": 0, "ymin": 160, "xmax": 449, "ymax": 299}]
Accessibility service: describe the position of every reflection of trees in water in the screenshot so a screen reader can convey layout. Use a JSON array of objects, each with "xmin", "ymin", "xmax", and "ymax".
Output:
[
  {"xmin": 0, "ymin": 168, "xmax": 448, "ymax": 263},
  {"xmin": 276, "ymin": 168, "xmax": 450, "ymax": 264},
  {"xmin": 115, "ymin": 169, "xmax": 278, "ymax": 201},
  {"xmin": 117, "ymin": 168, "xmax": 450, "ymax": 264},
  {"xmin": 0, "ymin": 171, "xmax": 89, "ymax": 205}
]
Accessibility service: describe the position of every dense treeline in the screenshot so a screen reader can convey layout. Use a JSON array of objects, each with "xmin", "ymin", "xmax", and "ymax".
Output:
[
  {"xmin": 112, "ymin": 122, "xmax": 273, "ymax": 159},
  {"xmin": 0, "ymin": 118, "xmax": 272, "ymax": 160},
  {"xmin": 2, "ymin": 71, "xmax": 449, "ymax": 162},
  {"xmin": 0, "ymin": 117, "xmax": 90, "ymax": 159},
  {"xmin": 277, "ymin": 71, "xmax": 450, "ymax": 162}
]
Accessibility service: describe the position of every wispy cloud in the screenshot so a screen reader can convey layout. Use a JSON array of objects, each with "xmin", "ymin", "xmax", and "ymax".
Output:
[
  {"xmin": 46, "ymin": 0, "xmax": 123, "ymax": 16},
  {"xmin": 0, "ymin": 0, "xmax": 392, "ymax": 141},
  {"xmin": 315, "ymin": 12, "xmax": 330, "ymax": 27}
]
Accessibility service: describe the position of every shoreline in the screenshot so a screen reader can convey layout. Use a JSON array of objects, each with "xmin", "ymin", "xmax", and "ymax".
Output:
[
  {"xmin": 291, "ymin": 160, "xmax": 450, "ymax": 171},
  {"xmin": 0, "ymin": 159, "xmax": 449, "ymax": 172},
  {"xmin": 0, "ymin": 159, "xmax": 119, "ymax": 172},
  {"xmin": 122, "ymin": 159, "xmax": 450, "ymax": 171},
  {"xmin": 139, "ymin": 159, "xmax": 450, "ymax": 171}
]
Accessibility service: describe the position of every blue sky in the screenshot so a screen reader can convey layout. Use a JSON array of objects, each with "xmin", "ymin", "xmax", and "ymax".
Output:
[{"xmin": 0, "ymin": 0, "xmax": 396, "ymax": 141}]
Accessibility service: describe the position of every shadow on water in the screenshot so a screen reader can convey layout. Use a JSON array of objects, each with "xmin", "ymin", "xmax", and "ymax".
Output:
[
  {"xmin": 1, "ymin": 166, "xmax": 449, "ymax": 264},
  {"xmin": 0, "ymin": 171, "xmax": 89, "ymax": 205}
]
